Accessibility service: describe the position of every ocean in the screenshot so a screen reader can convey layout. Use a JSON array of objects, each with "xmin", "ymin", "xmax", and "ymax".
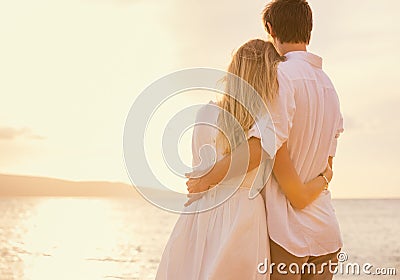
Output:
[{"xmin": 0, "ymin": 197, "xmax": 399, "ymax": 280}]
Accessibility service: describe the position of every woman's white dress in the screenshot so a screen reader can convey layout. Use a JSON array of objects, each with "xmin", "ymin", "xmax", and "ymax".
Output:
[{"xmin": 156, "ymin": 102, "xmax": 270, "ymax": 280}]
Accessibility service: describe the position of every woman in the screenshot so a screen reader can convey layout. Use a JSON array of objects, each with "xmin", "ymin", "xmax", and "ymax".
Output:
[{"xmin": 156, "ymin": 39, "xmax": 332, "ymax": 280}]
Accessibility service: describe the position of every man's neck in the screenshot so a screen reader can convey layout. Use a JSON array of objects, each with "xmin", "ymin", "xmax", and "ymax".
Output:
[{"xmin": 275, "ymin": 41, "xmax": 307, "ymax": 56}]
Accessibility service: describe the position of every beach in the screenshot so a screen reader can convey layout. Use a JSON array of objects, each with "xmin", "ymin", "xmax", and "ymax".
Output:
[{"xmin": 0, "ymin": 197, "xmax": 399, "ymax": 280}]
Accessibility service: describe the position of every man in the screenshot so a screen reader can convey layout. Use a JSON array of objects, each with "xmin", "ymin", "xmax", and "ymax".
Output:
[{"xmin": 187, "ymin": 0, "xmax": 344, "ymax": 279}]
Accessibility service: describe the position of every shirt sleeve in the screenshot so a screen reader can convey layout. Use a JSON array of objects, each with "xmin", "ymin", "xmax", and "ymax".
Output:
[
  {"xmin": 248, "ymin": 69, "xmax": 296, "ymax": 158},
  {"xmin": 329, "ymin": 113, "xmax": 344, "ymax": 157}
]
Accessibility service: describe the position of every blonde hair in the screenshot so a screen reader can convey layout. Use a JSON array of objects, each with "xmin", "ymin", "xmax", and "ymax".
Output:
[{"xmin": 217, "ymin": 39, "xmax": 284, "ymax": 154}]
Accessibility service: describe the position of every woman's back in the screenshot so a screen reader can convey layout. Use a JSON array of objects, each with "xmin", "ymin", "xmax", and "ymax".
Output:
[
  {"xmin": 156, "ymin": 101, "xmax": 269, "ymax": 280},
  {"xmin": 192, "ymin": 101, "xmax": 266, "ymax": 193}
]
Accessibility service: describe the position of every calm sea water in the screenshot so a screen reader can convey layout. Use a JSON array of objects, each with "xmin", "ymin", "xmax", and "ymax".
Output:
[{"xmin": 0, "ymin": 197, "xmax": 399, "ymax": 280}]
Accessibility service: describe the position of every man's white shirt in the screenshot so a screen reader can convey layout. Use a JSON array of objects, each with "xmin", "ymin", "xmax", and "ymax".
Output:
[{"xmin": 249, "ymin": 51, "xmax": 344, "ymax": 257}]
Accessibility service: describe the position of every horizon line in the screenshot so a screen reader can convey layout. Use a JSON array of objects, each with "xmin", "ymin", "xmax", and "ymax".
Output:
[{"xmin": 1, "ymin": 172, "xmax": 399, "ymax": 200}]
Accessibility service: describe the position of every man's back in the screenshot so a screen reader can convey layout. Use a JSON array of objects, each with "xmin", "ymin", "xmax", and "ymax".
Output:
[
  {"xmin": 266, "ymin": 51, "xmax": 344, "ymax": 257},
  {"xmin": 282, "ymin": 51, "xmax": 343, "ymax": 182}
]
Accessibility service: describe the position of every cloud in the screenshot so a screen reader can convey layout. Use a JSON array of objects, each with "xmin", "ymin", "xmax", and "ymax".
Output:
[{"xmin": 0, "ymin": 126, "xmax": 45, "ymax": 140}]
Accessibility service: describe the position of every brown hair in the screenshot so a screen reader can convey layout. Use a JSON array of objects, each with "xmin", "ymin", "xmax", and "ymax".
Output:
[
  {"xmin": 217, "ymin": 39, "xmax": 284, "ymax": 155},
  {"xmin": 263, "ymin": 0, "xmax": 313, "ymax": 44}
]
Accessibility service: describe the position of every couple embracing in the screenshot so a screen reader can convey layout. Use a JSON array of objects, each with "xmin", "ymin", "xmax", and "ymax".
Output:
[{"xmin": 156, "ymin": 0, "xmax": 344, "ymax": 279}]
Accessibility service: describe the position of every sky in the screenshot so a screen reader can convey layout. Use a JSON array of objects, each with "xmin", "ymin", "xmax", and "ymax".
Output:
[{"xmin": 0, "ymin": 0, "xmax": 399, "ymax": 198}]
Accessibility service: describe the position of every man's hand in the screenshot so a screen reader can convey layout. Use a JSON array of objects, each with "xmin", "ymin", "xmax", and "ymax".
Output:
[{"xmin": 323, "ymin": 164, "xmax": 333, "ymax": 183}]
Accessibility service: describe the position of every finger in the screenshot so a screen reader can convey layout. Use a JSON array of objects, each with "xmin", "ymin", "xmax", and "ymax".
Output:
[
  {"xmin": 186, "ymin": 180, "xmax": 194, "ymax": 187},
  {"xmin": 188, "ymin": 187, "xmax": 199, "ymax": 194},
  {"xmin": 184, "ymin": 195, "xmax": 202, "ymax": 207},
  {"xmin": 184, "ymin": 198, "xmax": 196, "ymax": 207},
  {"xmin": 186, "ymin": 180, "xmax": 192, "ymax": 188},
  {"xmin": 186, "ymin": 179, "xmax": 200, "ymax": 188}
]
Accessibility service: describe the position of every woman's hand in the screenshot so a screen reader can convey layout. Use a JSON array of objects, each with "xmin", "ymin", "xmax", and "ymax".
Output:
[
  {"xmin": 184, "ymin": 193, "xmax": 204, "ymax": 207},
  {"xmin": 185, "ymin": 169, "xmax": 212, "ymax": 194},
  {"xmin": 323, "ymin": 164, "xmax": 333, "ymax": 183},
  {"xmin": 186, "ymin": 177, "xmax": 210, "ymax": 194},
  {"xmin": 184, "ymin": 174, "xmax": 211, "ymax": 207}
]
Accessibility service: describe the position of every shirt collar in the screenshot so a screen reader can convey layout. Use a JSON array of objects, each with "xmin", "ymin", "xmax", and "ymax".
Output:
[{"xmin": 284, "ymin": 51, "xmax": 323, "ymax": 68}]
